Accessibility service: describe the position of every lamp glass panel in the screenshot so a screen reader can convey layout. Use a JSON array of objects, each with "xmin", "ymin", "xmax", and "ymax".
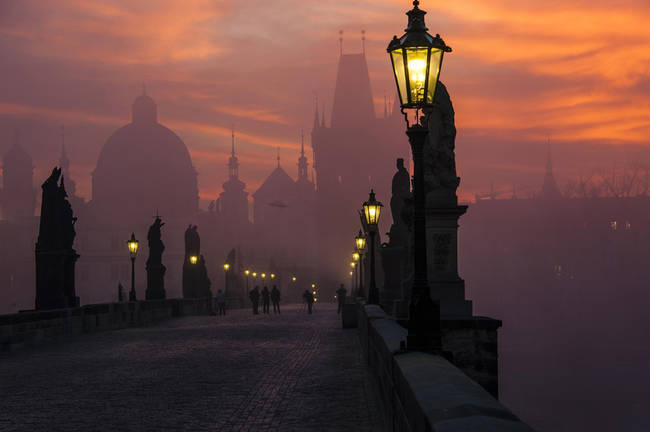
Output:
[
  {"xmin": 426, "ymin": 49, "xmax": 443, "ymax": 104},
  {"xmin": 390, "ymin": 49, "xmax": 408, "ymax": 106},
  {"xmin": 405, "ymin": 48, "xmax": 429, "ymax": 105}
]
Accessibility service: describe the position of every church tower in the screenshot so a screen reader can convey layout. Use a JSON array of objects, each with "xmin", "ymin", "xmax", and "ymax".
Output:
[
  {"xmin": 218, "ymin": 128, "xmax": 249, "ymax": 227},
  {"xmin": 2, "ymin": 132, "xmax": 35, "ymax": 222},
  {"xmin": 540, "ymin": 142, "xmax": 562, "ymax": 200}
]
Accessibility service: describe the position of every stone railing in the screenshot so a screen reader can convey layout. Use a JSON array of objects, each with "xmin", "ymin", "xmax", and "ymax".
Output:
[
  {"xmin": 0, "ymin": 298, "xmax": 214, "ymax": 352},
  {"xmin": 357, "ymin": 304, "xmax": 533, "ymax": 431}
]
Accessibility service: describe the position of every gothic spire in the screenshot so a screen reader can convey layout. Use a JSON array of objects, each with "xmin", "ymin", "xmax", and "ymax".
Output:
[
  {"xmin": 228, "ymin": 126, "xmax": 240, "ymax": 179},
  {"xmin": 298, "ymin": 129, "xmax": 309, "ymax": 182}
]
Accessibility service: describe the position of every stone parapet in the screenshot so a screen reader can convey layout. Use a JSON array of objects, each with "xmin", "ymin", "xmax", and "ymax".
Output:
[
  {"xmin": 357, "ymin": 304, "xmax": 532, "ymax": 431},
  {"xmin": 0, "ymin": 297, "xmax": 214, "ymax": 352}
]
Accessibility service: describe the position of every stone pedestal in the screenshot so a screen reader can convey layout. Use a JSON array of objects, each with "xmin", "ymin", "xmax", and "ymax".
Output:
[
  {"xmin": 425, "ymin": 205, "xmax": 472, "ymax": 318},
  {"xmin": 146, "ymin": 264, "xmax": 166, "ymax": 300},
  {"xmin": 35, "ymin": 249, "xmax": 79, "ymax": 310}
]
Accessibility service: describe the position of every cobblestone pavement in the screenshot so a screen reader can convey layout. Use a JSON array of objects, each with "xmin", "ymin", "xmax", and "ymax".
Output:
[{"xmin": 0, "ymin": 303, "xmax": 384, "ymax": 432}]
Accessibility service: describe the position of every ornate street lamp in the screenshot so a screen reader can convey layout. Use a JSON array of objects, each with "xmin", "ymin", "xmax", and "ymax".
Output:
[
  {"xmin": 387, "ymin": 0, "xmax": 450, "ymax": 351},
  {"xmin": 126, "ymin": 232, "xmax": 139, "ymax": 301},
  {"xmin": 355, "ymin": 230, "xmax": 366, "ymax": 297},
  {"xmin": 362, "ymin": 189, "xmax": 383, "ymax": 304},
  {"xmin": 245, "ymin": 269, "xmax": 250, "ymax": 292}
]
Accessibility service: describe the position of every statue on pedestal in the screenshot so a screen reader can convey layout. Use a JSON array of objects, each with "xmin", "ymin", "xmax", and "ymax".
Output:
[
  {"xmin": 35, "ymin": 167, "xmax": 79, "ymax": 310},
  {"xmin": 182, "ymin": 224, "xmax": 211, "ymax": 298},
  {"xmin": 145, "ymin": 216, "xmax": 166, "ymax": 300}
]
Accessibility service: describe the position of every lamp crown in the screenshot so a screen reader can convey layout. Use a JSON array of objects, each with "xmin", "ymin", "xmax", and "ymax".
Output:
[{"xmin": 406, "ymin": 0, "xmax": 427, "ymax": 32}]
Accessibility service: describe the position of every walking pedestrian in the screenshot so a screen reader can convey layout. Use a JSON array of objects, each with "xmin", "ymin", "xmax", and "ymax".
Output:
[
  {"xmin": 336, "ymin": 284, "xmax": 347, "ymax": 314},
  {"xmin": 271, "ymin": 285, "xmax": 281, "ymax": 314},
  {"xmin": 215, "ymin": 289, "xmax": 227, "ymax": 316},
  {"xmin": 302, "ymin": 289, "xmax": 314, "ymax": 314},
  {"xmin": 250, "ymin": 286, "xmax": 260, "ymax": 315},
  {"xmin": 261, "ymin": 286, "xmax": 270, "ymax": 314}
]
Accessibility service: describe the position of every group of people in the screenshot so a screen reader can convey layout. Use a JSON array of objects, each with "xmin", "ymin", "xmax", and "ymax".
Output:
[{"xmin": 249, "ymin": 286, "xmax": 282, "ymax": 314}]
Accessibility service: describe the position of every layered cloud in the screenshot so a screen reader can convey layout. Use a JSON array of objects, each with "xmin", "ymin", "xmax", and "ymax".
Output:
[{"xmin": 0, "ymin": 0, "xmax": 649, "ymax": 203}]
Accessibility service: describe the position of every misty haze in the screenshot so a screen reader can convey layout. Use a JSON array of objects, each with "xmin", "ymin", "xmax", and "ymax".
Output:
[{"xmin": 0, "ymin": 1, "xmax": 649, "ymax": 431}]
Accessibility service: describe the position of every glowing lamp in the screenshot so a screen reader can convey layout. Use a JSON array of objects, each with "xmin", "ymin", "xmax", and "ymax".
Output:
[
  {"xmin": 189, "ymin": 255, "xmax": 198, "ymax": 265},
  {"xmin": 350, "ymin": 262, "xmax": 356, "ymax": 269},
  {"xmin": 387, "ymin": 0, "xmax": 451, "ymax": 109},
  {"xmin": 126, "ymin": 232, "xmax": 139, "ymax": 258},
  {"xmin": 312, "ymin": 291, "xmax": 316, "ymax": 295},
  {"xmin": 245, "ymin": 269, "xmax": 250, "ymax": 276},
  {"xmin": 261, "ymin": 273, "xmax": 266, "ymax": 279},
  {"xmin": 223, "ymin": 263, "xmax": 230, "ymax": 271},
  {"xmin": 355, "ymin": 230, "xmax": 366, "ymax": 252},
  {"xmin": 252, "ymin": 272, "xmax": 257, "ymax": 277},
  {"xmin": 362, "ymin": 189, "xmax": 383, "ymax": 227},
  {"xmin": 353, "ymin": 252, "xmax": 360, "ymax": 261},
  {"xmin": 292, "ymin": 276, "xmax": 296, "ymax": 282},
  {"xmin": 311, "ymin": 283, "xmax": 316, "ymax": 288},
  {"xmin": 271, "ymin": 273, "xmax": 275, "ymax": 279}
]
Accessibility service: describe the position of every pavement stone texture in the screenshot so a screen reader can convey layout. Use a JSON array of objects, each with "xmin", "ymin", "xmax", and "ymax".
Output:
[{"xmin": 0, "ymin": 303, "xmax": 384, "ymax": 432}]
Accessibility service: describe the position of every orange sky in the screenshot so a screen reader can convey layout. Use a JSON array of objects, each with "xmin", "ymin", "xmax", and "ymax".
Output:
[{"xmin": 1, "ymin": 0, "xmax": 650, "ymax": 203}]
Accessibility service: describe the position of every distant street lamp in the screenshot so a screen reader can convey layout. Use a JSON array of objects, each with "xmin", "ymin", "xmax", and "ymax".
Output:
[
  {"xmin": 387, "ymin": 0, "xmax": 451, "ymax": 351},
  {"xmin": 223, "ymin": 263, "xmax": 230, "ymax": 294},
  {"xmin": 362, "ymin": 189, "xmax": 383, "ymax": 304},
  {"xmin": 126, "ymin": 232, "xmax": 139, "ymax": 301},
  {"xmin": 189, "ymin": 255, "xmax": 198, "ymax": 265},
  {"xmin": 271, "ymin": 273, "xmax": 275, "ymax": 279},
  {"xmin": 292, "ymin": 276, "xmax": 297, "ymax": 282},
  {"xmin": 261, "ymin": 273, "xmax": 266, "ymax": 280},
  {"xmin": 355, "ymin": 230, "xmax": 366, "ymax": 297},
  {"xmin": 245, "ymin": 269, "xmax": 250, "ymax": 292}
]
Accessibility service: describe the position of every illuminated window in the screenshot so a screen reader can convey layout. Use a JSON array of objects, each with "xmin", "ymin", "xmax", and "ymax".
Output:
[
  {"xmin": 610, "ymin": 221, "xmax": 617, "ymax": 231},
  {"xmin": 625, "ymin": 221, "xmax": 631, "ymax": 230}
]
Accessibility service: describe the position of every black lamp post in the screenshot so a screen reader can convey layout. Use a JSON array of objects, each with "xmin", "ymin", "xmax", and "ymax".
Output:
[
  {"xmin": 362, "ymin": 189, "xmax": 383, "ymax": 304},
  {"xmin": 126, "ymin": 232, "xmax": 139, "ymax": 302},
  {"xmin": 355, "ymin": 230, "xmax": 366, "ymax": 297},
  {"xmin": 387, "ymin": 0, "xmax": 451, "ymax": 351}
]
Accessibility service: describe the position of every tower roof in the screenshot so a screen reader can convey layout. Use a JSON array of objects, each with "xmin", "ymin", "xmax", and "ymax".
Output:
[
  {"xmin": 540, "ymin": 142, "xmax": 562, "ymax": 200},
  {"xmin": 252, "ymin": 165, "xmax": 295, "ymax": 200},
  {"xmin": 330, "ymin": 53, "xmax": 375, "ymax": 129}
]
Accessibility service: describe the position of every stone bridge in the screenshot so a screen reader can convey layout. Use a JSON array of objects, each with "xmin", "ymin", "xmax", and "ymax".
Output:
[{"xmin": 0, "ymin": 300, "xmax": 532, "ymax": 431}]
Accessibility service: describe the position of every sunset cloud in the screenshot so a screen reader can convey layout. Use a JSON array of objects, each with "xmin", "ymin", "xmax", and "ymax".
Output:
[{"xmin": 0, "ymin": 0, "xmax": 649, "ymax": 202}]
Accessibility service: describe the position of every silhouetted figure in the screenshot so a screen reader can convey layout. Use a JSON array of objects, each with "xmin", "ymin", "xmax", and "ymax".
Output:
[
  {"xmin": 388, "ymin": 158, "xmax": 411, "ymax": 247},
  {"xmin": 303, "ymin": 289, "xmax": 314, "ymax": 314},
  {"xmin": 35, "ymin": 167, "xmax": 79, "ymax": 310},
  {"xmin": 250, "ymin": 286, "xmax": 260, "ymax": 314},
  {"xmin": 262, "ymin": 286, "xmax": 270, "ymax": 314},
  {"xmin": 118, "ymin": 282, "xmax": 125, "ymax": 302},
  {"xmin": 336, "ymin": 284, "xmax": 347, "ymax": 314},
  {"xmin": 271, "ymin": 285, "xmax": 281, "ymax": 314},
  {"xmin": 146, "ymin": 216, "xmax": 166, "ymax": 300},
  {"xmin": 215, "ymin": 289, "xmax": 226, "ymax": 316}
]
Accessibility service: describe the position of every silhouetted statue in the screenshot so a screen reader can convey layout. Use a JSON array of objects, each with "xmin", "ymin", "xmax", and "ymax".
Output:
[
  {"xmin": 182, "ymin": 225, "xmax": 211, "ymax": 298},
  {"xmin": 146, "ymin": 216, "xmax": 166, "ymax": 300},
  {"xmin": 336, "ymin": 284, "xmax": 347, "ymax": 314},
  {"xmin": 423, "ymin": 81, "xmax": 460, "ymax": 207},
  {"xmin": 388, "ymin": 158, "xmax": 411, "ymax": 247},
  {"xmin": 35, "ymin": 167, "xmax": 80, "ymax": 310},
  {"xmin": 250, "ymin": 286, "xmax": 260, "ymax": 314},
  {"xmin": 271, "ymin": 285, "xmax": 281, "ymax": 314}
]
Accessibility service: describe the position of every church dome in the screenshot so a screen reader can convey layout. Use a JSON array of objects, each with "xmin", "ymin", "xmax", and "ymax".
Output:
[{"xmin": 91, "ymin": 92, "xmax": 198, "ymax": 225}]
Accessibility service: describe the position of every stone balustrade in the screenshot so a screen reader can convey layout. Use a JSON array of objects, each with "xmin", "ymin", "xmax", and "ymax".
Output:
[
  {"xmin": 0, "ymin": 298, "xmax": 213, "ymax": 352},
  {"xmin": 357, "ymin": 304, "xmax": 533, "ymax": 431}
]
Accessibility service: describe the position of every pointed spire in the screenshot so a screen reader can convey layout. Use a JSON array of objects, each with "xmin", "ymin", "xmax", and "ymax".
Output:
[
  {"xmin": 541, "ymin": 138, "xmax": 562, "ymax": 200},
  {"xmin": 301, "ymin": 128, "xmax": 305, "ymax": 156},
  {"xmin": 313, "ymin": 94, "xmax": 320, "ymax": 131},
  {"xmin": 231, "ymin": 125, "xmax": 236, "ymax": 157}
]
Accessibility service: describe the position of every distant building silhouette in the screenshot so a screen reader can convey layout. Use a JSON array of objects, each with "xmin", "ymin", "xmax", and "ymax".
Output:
[
  {"xmin": 311, "ymin": 50, "xmax": 405, "ymax": 288},
  {"xmin": 540, "ymin": 143, "xmax": 562, "ymax": 200}
]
